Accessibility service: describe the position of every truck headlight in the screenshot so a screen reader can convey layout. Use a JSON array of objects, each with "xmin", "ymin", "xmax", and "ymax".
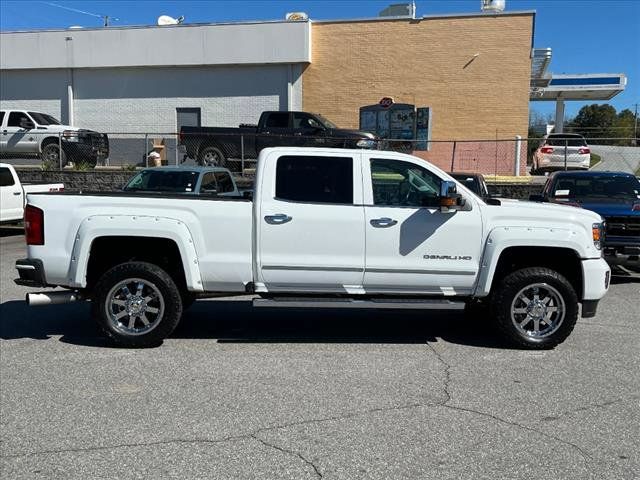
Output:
[
  {"xmin": 592, "ymin": 222, "xmax": 604, "ymax": 250},
  {"xmin": 62, "ymin": 130, "xmax": 79, "ymax": 142},
  {"xmin": 356, "ymin": 139, "xmax": 376, "ymax": 149}
]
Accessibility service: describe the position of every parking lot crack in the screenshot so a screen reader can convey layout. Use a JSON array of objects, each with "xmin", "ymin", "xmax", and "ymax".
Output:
[
  {"xmin": 251, "ymin": 434, "xmax": 323, "ymax": 479},
  {"xmin": 426, "ymin": 343, "xmax": 593, "ymax": 464},
  {"xmin": 552, "ymin": 394, "xmax": 640, "ymax": 420},
  {"xmin": 426, "ymin": 343, "xmax": 452, "ymax": 405},
  {"xmin": 0, "ymin": 435, "xmax": 250, "ymax": 460}
]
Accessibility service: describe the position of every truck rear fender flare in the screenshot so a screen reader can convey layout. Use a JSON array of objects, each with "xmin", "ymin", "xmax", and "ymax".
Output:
[
  {"xmin": 473, "ymin": 226, "xmax": 589, "ymax": 297},
  {"xmin": 68, "ymin": 215, "xmax": 203, "ymax": 291}
]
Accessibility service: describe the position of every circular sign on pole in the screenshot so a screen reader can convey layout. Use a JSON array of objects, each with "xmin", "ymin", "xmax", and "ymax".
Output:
[{"xmin": 379, "ymin": 97, "xmax": 394, "ymax": 108}]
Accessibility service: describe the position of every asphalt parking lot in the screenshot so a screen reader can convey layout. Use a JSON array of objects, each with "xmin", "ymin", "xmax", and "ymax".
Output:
[{"xmin": 1, "ymin": 227, "xmax": 638, "ymax": 480}]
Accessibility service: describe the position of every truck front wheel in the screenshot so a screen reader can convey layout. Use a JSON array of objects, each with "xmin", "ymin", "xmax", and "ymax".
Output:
[
  {"xmin": 91, "ymin": 262, "xmax": 183, "ymax": 347},
  {"xmin": 198, "ymin": 146, "xmax": 226, "ymax": 167},
  {"xmin": 491, "ymin": 267, "xmax": 578, "ymax": 349},
  {"xmin": 41, "ymin": 142, "xmax": 65, "ymax": 167}
]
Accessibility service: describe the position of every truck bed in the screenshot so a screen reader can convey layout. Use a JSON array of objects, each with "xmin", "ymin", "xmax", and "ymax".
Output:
[{"xmin": 25, "ymin": 191, "xmax": 254, "ymax": 291}]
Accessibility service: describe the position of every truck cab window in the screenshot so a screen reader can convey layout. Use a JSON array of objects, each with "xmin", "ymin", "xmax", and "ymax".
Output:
[
  {"xmin": 214, "ymin": 172, "xmax": 234, "ymax": 193},
  {"xmin": 265, "ymin": 113, "xmax": 289, "ymax": 129},
  {"xmin": 0, "ymin": 112, "xmax": 5, "ymax": 125},
  {"xmin": 276, "ymin": 155, "xmax": 353, "ymax": 204},
  {"xmin": 0, "ymin": 167, "xmax": 15, "ymax": 187},
  {"xmin": 8, "ymin": 112, "xmax": 31, "ymax": 127},
  {"xmin": 200, "ymin": 172, "xmax": 217, "ymax": 194},
  {"xmin": 293, "ymin": 113, "xmax": 323, "ymax": 131},
  {"xmin": 371, "ymin": 158, "xmax": 441, "ymax": 207}
]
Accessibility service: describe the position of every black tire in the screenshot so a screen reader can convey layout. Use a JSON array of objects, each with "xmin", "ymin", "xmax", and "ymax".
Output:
[
  {"xmin": 198, "ymin": 146, "xmax": 226, "ymax": 167},
  {"xmin": 40, "ymin": 142, "xmax": 66, "ymax": 166},
  {"xmin": 91, "ymin": 261, "xmax": 183, "ymax": 347},
  {"xmin": 491, "ymin": 267, "xmax": 578, "ymax": 350}
]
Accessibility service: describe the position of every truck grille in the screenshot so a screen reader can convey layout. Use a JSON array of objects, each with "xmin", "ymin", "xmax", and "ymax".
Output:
[
  {"xmin": 605, "ymin": 216, "xmax": 640, "ymax": 237},
  {"xmin": 79, "ymin": 131, "xmax": 109, "ymax": 155}
]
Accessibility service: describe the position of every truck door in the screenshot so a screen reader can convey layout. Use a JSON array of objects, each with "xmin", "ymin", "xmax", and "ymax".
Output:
[
  {"xmin": 256, "ymin": 112, "xmax": 292, "ymax": 152},
  {"xmin": 0, "ymin": 166, "xmax": 23, "ymax": 222},
  {"xmin": 5, "ymin": 112, "xmax": 38, "ymax": 154},
  {"xmin": 257, "ymin": 152, "xmax": 365, "ymax": 292},
  {"xmin": 362, "ymin": 156, "xmax": 483, "ymax": 295},
  {"xmin": 291, "ymin": 112, "xmax": 326, "ymax": 148}
]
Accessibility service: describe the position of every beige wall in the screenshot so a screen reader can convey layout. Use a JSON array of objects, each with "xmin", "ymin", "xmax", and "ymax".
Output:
[{"xmin": 303, "ymin": 14, "xmax": 534, "ymax": 141}]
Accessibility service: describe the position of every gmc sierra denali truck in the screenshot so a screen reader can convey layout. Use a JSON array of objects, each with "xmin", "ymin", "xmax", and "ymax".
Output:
[
  {"xmin": 15, "ymin": 147, "xmax": 610, "ymax": 349},
  {"xmin": 180, "ymin": 111, "xmax": 376, "ymax": 168}
]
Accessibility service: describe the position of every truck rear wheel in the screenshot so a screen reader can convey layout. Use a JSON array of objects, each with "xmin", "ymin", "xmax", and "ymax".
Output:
[
  {"xmin": 198, "ymin": 146, "xmax": 226, "ymax": 167},
  {"xmin": 491, "ymin": 267, "xmax": 578, "ymax": 349},
  {"xmin": 91, "ymin": 261, "xmax": 183, "ymax": 347}
]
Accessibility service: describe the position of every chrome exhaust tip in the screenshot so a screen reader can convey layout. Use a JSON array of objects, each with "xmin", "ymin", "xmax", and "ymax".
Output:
[{"xmin": 26, "ymin": 291, "xmax": 83, "ymax": 306}]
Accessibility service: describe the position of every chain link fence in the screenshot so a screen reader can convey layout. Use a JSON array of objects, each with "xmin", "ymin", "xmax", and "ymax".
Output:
[{"xmin": 1, "ymin": 132, "xmax": 639, "ymax": 177}]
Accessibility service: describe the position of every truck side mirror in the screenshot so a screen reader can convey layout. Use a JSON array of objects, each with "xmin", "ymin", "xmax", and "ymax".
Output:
[
  {"xmin": 20, "ymin": 119, "xmax": 35, "ymax": 129},
  {"xmin": 440, "ymin": 180, "xmax": 464, "ymax": 212}
]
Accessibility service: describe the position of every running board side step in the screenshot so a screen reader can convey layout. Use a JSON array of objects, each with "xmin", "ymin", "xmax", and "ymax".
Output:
[{"xmin": 252, "ymin": 297, "xmax": 465, "ymax": 310}]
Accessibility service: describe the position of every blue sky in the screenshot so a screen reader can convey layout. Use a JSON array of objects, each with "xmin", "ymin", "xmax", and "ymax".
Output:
[{"xmin": 1, "ymin": 0, "xmax": 638, "ymax": 120}]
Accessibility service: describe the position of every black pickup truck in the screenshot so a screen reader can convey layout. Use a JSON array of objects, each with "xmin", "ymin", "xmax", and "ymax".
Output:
[{"xmin": 180, "ymin": 111, "xmax": 377, "ymax": 168}]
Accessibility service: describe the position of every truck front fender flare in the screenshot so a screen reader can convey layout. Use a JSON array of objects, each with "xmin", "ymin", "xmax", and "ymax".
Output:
[
  {"xmin": 473, "ymin": 226, "xmax": 588, "ymax": 297},
  {"xmin": 67, "ymin": 214, "xmax": 204, "ymax": 291}
]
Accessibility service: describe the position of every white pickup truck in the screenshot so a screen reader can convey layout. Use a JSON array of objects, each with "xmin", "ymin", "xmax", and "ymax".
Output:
[
  {"xmin": 0, "ymin": 110, "xmax": 109, "ymax": 165},
  {"xmin": 0, "ymin": 163, "xmax": 64, "ymax": 224},
  {"xmin": 15, "ymin": 147, "xmax": 610, "ymax": 349}
]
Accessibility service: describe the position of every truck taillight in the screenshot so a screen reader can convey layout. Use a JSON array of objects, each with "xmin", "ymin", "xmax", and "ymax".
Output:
[
  {"xmin": 24, "ymin": 205, "xmax": 44, "ymax": 246},
  {"xmin": 578, "ymin": 148, "xmax": 590, "ymax": 154},
  {"xmin": 540, "ymin": 147, "xmax": 554, "ymax": 154}
]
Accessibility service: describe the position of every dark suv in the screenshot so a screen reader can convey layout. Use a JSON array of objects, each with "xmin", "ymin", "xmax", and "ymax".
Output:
[{"xmin": 532, "ymin": 171, "xmax": 640, "ymax": 267}]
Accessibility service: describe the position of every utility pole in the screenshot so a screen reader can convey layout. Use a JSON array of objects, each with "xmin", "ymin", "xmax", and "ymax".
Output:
[{"xmin": 634, "ymin": 103, "xmax": 638, "ymax": 144}]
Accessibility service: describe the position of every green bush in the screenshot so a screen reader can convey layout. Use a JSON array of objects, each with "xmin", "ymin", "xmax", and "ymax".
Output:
[{"xmin": 590, "ymin": 153, "xmax": 601, "ymax": 168}]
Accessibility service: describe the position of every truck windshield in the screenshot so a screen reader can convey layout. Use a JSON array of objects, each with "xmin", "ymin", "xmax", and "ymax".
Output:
[
  {"xmin": 28, "ymin": 112, "xmax": 61, "ymax": 125},
  {"xmin": 551, "ymin": 175, "xmax": 640, "ymax": 200},
  {"xmin": 124, "ymin": 170, "xmax": 200, "ymax": 193},
  {"xmin": 314, "ymin": 114, "xmax": 338, "ymax": 129}
]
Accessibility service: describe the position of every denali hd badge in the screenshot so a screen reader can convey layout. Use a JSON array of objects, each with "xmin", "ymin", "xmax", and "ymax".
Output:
[{"xmin": 424, "ymin": 254, "xmax": 472, "ymax": 260}]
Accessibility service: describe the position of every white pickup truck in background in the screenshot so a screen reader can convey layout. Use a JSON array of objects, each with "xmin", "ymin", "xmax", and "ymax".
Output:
[
  {"xmin": 0, "ymin": 163, "xmax": 63, "ymax": 224},
  {"xmin": 0, "ymin": 110, "xmax": 109, "ymax": 166},
  {"xmin": 15, "ymin": 147, "xmax": 610, "ymax": 349}
]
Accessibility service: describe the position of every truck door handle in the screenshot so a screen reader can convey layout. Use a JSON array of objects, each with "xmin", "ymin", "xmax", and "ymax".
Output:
[
  {"xmin": 264, "ymin": 214, "xmax": 292, "ymax": 225},
  {"xmin": 13, "ymin": 191, "xmax": 22, "ymax": 196},
  {"xmin": 370, "ymin": 217, "xmax": 398, "ymax": 228}
]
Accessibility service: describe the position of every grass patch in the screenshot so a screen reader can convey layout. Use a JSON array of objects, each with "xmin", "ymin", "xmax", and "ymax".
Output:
[{"xmin": 590, "ymin": 153, "xmax": 601, "ymax": 169}]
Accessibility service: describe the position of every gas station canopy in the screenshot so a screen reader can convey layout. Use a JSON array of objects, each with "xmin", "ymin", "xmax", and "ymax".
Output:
[
  {"xmin": 531, "ymin": 73, "xmax": 627, "ymax": 101},
  {"xmin": 529, "ymin": 48, "xmax": 627, "ymax": 132}
]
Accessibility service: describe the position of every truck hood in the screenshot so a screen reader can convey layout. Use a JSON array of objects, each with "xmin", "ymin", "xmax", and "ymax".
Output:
[
  {"xmin": 327, "ymin": 129, "xmax": 376, "ymax": 139},
  {"xmin": 569, "ymin": 200, "xmax": 640, "ymax": 218},
  {"xmin": 35, "ymin": 125, "xmax": 98, "ymax": 134},
  {"xmin": 491, "ymin": 199, "xmax": 604, "ymax": 224}
]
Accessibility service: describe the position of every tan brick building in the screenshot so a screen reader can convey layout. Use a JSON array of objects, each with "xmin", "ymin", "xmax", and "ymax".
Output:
[{"xmin": 303, "ymin": 12, "xmax": 535, "ymax": 173}]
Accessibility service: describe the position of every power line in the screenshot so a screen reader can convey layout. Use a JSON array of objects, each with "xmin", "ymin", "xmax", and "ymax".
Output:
[{"xmin": 40, "ymin": 1, "xmax": 120, "ymax": 26}]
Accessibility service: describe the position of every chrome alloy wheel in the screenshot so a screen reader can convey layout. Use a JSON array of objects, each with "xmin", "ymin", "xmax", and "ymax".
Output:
[
  {"xmin": 510, "ymin": 283, "xmax": 566, "ymax": 339},
  {"xmin": 43, "ymin": 145, "xmax": 60, "ymax": 162},
  {"xmin": 105, "ymin": 278, "xmax": 165, "ymax": 336}
]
